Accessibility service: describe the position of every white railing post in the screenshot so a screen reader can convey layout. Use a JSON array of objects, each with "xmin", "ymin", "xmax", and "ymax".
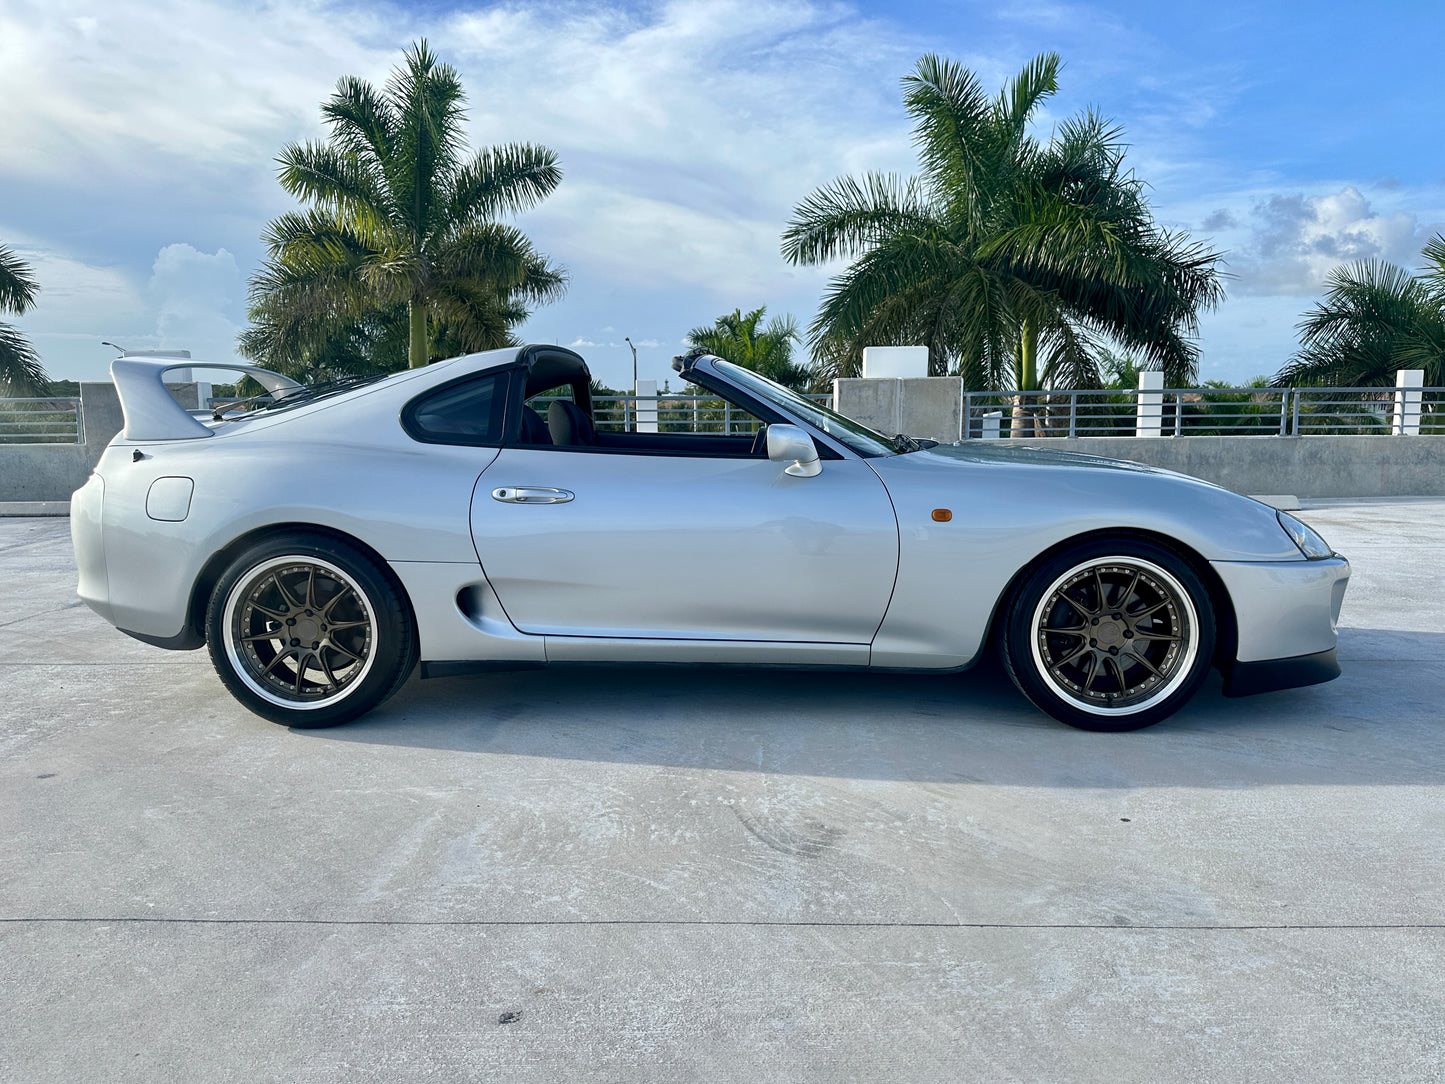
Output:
[
  {"xmin": 1136, "ymin": 370, "xmax": 1164, "ymax": 437},
  {"xmin": 635, "ymin": 379, "xmax": 658, "ymax": 433},
  {"xmin": 1393, "ymin": 369, "xmax": 1424, "ymax": 436}
]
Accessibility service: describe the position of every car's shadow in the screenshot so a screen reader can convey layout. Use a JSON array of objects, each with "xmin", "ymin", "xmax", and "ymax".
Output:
[{"xmin": 299, "ymin": 627, "xmax": 1445, "ymax": 788}]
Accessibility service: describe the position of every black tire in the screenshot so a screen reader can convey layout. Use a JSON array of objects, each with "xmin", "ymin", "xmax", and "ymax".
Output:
[
  {"xmin": 205, "ymin": 533, "xmax": 417, "ymax": 728},
  {"xmin": 1000, "ymin": 537, "xmax": 1216, "ymax": 732}
]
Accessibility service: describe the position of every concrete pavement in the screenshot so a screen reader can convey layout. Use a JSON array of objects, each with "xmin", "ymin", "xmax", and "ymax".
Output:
[{"xmin": 2, "ymin": 501, "xmax": 1443, "ymax": 1081}]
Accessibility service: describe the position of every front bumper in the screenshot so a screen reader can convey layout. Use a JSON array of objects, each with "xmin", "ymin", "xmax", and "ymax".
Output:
[
  {"xmin": 1211, "ymin": 554, "xmax": 1350, "ymax": 697},
  {"xmin": 1223, "ymin": 648, "xmax": 1340, "ymax": 697}
]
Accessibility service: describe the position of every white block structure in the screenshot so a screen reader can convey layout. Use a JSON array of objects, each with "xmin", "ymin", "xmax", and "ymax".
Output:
[
  {"xmin": 862, "ymin": 346, "xmax": 928, "ymax": 378},
  {"xmin": 1136, "ymin": 369, "xmax": 1164, "ymax": 437},
  {"xmin": 635, "ymin": 378, "xmax": 658, "ymax": 433},
  {"xmin": 1393, "ymin": 369, "xmax": 1424, "ymax": 436}
]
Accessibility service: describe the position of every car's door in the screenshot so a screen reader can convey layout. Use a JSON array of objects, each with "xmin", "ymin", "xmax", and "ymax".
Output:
[{"xmin": 471, "ymin": 444, "xmax": 899, "ymax": 642}]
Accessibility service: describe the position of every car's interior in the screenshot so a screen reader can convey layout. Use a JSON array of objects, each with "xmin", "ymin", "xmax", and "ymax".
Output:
[{"xmin": 513, "ymin": 346, "xmax": 783, "ymax": 458}]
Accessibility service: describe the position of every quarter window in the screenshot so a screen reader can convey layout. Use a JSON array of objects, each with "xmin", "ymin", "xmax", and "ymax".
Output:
[{"xmin": 403, "ymin": 373, "xmax": 511, "ymax": 445}]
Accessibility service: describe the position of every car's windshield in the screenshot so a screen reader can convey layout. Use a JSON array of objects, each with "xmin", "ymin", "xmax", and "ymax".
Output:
[{"xmin": 709, "ymin": 360, "xmax": 897, "ymax": 457}]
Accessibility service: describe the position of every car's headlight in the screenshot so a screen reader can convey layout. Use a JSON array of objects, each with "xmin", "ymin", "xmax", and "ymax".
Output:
[{"xmin": 1277, "ymin": 510, "xmax": 1334, "ymax": 560}]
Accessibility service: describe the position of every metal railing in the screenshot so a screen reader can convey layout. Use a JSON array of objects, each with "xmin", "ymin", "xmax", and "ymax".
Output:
[
  {"xmin": 959, "ymin": 387, "xmax": 1445, "ymax": 439},
  {"xmin": 0, "ymin": 398, "xmax": 83, "ymax": 444},
  {"xmin": 537, "ymin": 393, "xmax": 831, "ymax": 435}
]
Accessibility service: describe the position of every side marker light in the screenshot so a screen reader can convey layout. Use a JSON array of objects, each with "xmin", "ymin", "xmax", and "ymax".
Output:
[{"xmin": 932, "ymin": 509, "xmax": 952, "ymax": 522}]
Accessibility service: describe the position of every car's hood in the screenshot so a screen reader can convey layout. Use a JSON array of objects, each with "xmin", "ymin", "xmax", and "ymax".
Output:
[
  {"xmin": 914, "ymin": 440, "xmax": 1179, "ymax": 476},
  {"xmin": 866, "ymin": 440, "xmax": 1302, "ymax": 562}
]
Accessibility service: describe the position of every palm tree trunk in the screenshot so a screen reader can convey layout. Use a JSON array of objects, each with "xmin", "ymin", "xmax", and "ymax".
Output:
[
  {"xmin": 1011, "ymin": 318, "xmax": 1039, "ymax": 437},
  {"xmin": 408, "ymin": 301, "xmax": 429, "ymax": 368}
]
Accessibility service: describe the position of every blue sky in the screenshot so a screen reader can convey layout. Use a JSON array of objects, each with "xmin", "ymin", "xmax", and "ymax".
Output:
[{"xmin": 2, "ymin": 0, "xmax": 1441, "ymax": 390}]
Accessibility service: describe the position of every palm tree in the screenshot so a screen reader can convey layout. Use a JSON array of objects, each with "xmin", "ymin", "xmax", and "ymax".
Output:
[
  {"xmin": 1273, "ymin": 234, "xmax": 1445, "ymax": 387},
  {"xmin": 244, "ymin": 40, "xmax": 565, "ymax": 374},
  {"xmin": 686, "ymin": 306, "xmax": 814, "ymax": 390},
  {"xmin": 0, "ymin": 244, "xmax": 47, "ymax": 396},
  {"xmin": 781, "ymin": 53, "xmax": 1223, "ymax": 404}
]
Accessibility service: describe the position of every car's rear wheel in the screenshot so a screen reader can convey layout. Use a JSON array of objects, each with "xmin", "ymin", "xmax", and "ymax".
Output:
[
  {"xmin": 1001, "ymin": 539, "xmax": 1216, "ymax": 732},
  {"xmin": 205, "ymin": 534, "xmax": 416, "ymax": 727}
]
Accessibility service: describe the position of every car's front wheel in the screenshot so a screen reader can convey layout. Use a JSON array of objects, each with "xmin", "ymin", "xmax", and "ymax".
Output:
[
  {"xmin": 205, "ymin": 534, "xmax": 417, "ymax": 727},
  {"xmin": 1001, "ymin": 539, "xmax": 1216, "ymax": 732}
]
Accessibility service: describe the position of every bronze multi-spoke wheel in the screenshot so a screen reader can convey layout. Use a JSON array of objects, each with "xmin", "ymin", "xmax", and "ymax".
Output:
[
  {"xmin": 1002, "ymin": 539, "xmax": 1216, "ymax": 731},
  {"xmin": 206, "ymin": 534, "xmax": 417, "ymax": 727}
]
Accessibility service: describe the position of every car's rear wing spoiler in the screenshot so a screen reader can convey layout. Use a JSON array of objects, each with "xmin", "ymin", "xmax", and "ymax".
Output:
[{"xmin": 111, "ymin": 357, "xmax": 301, "ymax": 441}]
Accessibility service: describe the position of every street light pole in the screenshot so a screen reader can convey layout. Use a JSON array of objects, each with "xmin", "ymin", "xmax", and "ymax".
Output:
[{"xmin": 624, "ymin": 336, "xmax": 638, "ymax": 432}]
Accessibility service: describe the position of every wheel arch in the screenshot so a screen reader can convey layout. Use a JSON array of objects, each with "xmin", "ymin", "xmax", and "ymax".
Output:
[
  {"xmin": 982, "ymin": 526, "xmax": 1239, "ymax": 670},
  {"xmin": 186, "ymin": 522, "xmax": 418, "ymax": 646}
]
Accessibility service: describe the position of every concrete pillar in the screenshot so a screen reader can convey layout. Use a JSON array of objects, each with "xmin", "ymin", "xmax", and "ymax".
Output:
[
  {"xmin": 78, "ymin": 382, "xmax": 124, "ymax": 448},
  {"xmin": 1393, "ymin": 369, "xmax": 1424, "ymax": 436},
  {"xmin": 1136, "ymin": 370, "xmax": 1164, "ymax": 438},
  {"xmin": 982, "ymin": 411, "xmax": 1003, "ymax": 440},
  {"xmin": 635, "ymin": 379, "xmax": 658, "ymax": 433}
]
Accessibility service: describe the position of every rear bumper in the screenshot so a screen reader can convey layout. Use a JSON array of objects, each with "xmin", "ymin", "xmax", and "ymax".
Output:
[
  {"xmin": 70, "ymin": 472, "xmax": 112, "ymax": 625},
  {"xmin": 1222, "ymin": 647, "xmax": 1340, "ymax": 697}
]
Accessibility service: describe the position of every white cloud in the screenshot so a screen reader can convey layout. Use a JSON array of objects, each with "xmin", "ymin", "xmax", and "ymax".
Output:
[
  {"xmin": 3, "ymin": 236, "xmax": 249, "ymax": 378},
  {"xmin": 1224, "ymin": 186, "xmax": 1433, "ymax": 296},
  {"xmin": 5, "ymin": 0, "xmax": 1439, "ymax": 390},
  {"xmin": 148, "ymin": 243, "xmax": 245, "ymax": 361},
  {"xmin": 0, "ymin": 0, "xmax": 398, "ymax": 182},
  {"xmin": 0, "ymin": 0, "xmax": 924, "ymax": 384}
]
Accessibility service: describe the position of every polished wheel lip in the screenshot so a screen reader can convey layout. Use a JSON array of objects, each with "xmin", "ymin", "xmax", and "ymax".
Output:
[
  {"xmin": 221, "ymin": 555, "xmax": 377, "ymax": 711},
  {"xmin": 1029, "ymin": 555, "xmax": 1199, "ymax": 717}
]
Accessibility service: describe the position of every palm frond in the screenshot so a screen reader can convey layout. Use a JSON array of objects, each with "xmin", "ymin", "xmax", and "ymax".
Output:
[
  {"xmin": 0, "ymin": 322, "xmax": 48, "ymax": 396},
  {"xmin": 999, "ymin": 52, "xmax": 1061, "ymax": 143},
  {"xmin": 447, "ymin": 143, "xmax": 562, "ymax": 223},
  {"xmin": 1420, "ymin": 232, "xmax": 1445, "ymax": 301},
  {"xmin": 385, "ymin": 39, "xmax": 467, "ymax": 241},
  {"xmin": 1274, "ymin": 259, "xmax": 1444, "ymax": 386},
  {"xmin": 0, "ymin": 244, "xmax": 40, "ymax": 315},
  {"xmin": 321, "ymin": 75, "xmax": 397, "ymax": 167},
  {"xmin": 276, "ymin": 141, "xmax": 393, "ymax": 232},
  {"xmin": 902, "ymin": 53, "xmax": 993, "ymax": 204},
  {"xmin": 781, "ymin": 173, "xmax": 932, "ymax": 266}
]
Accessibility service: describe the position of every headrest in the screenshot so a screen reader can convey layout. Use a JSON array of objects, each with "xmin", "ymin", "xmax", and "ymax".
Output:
[
  {"xmin": 519, "ymin": 404, "xmax": 552, "ymax": 444},
  {"xmin": 547, "ymin": 399, "xmax": 596, "ymax": 446}
]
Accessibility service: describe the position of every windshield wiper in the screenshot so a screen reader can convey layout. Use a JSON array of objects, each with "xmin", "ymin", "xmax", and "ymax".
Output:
[{"xmin": 892, "ymin": 433, "xmax": 938, "ymax": 453}]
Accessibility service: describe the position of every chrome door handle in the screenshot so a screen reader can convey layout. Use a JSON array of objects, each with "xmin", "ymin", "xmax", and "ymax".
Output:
[{"xmin": 491, "ymin": 487, "xmax": 574, "ymax": 504}]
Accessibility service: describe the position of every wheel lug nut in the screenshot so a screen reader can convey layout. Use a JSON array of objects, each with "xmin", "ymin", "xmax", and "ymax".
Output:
[
  {"xmin": 289, "ymin": 638, "xmax": 299, "ymax": 647},
  {"xmin": 1112, "ymin": 613, "xmax": 1121, "ymax": 620},
  {"xmin": 1109, "ymin": 646, "xmax": 1119, "ymax": 655},
  {"xmin": 1091, "ymin": 618, "xmax": 1099, "ymax": 626},
  {"xmin": 1123, "ymin": 630, "xmax": 1133, "ymax": 638},
  {"xmin": 312, "ymin": 641, "xmax": 320, "ymax": 650},
  {"xmin": 286, "ymin": 618, "xmax": 296, "ymax": 626},
  {"xmin": 1089, "ymin": 638, "xmax": 1098, "ymax": 647}
]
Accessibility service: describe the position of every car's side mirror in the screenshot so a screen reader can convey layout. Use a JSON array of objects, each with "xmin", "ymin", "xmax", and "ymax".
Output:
[{"xmin": 767, "ymin": 423, "xmax": 822, "ymax": 477}]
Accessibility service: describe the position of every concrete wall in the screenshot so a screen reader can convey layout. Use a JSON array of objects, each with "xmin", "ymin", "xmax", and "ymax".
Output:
[
  {"xmin": 994, "ymin": 435, "xmax": 1445, "ymax": 497},
  {"xmin": 0, "ymin": 383, "xmax": 125, "ymax": 502},
  {"xmin": 835, "ymin": 377, "xmax": 1445, "ymax": 498}
]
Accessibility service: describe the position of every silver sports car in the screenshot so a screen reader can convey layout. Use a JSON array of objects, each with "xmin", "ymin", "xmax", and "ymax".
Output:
[{"xmin": 71, "ymin": 346, "xmax": 1349, "ymax": 732}]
